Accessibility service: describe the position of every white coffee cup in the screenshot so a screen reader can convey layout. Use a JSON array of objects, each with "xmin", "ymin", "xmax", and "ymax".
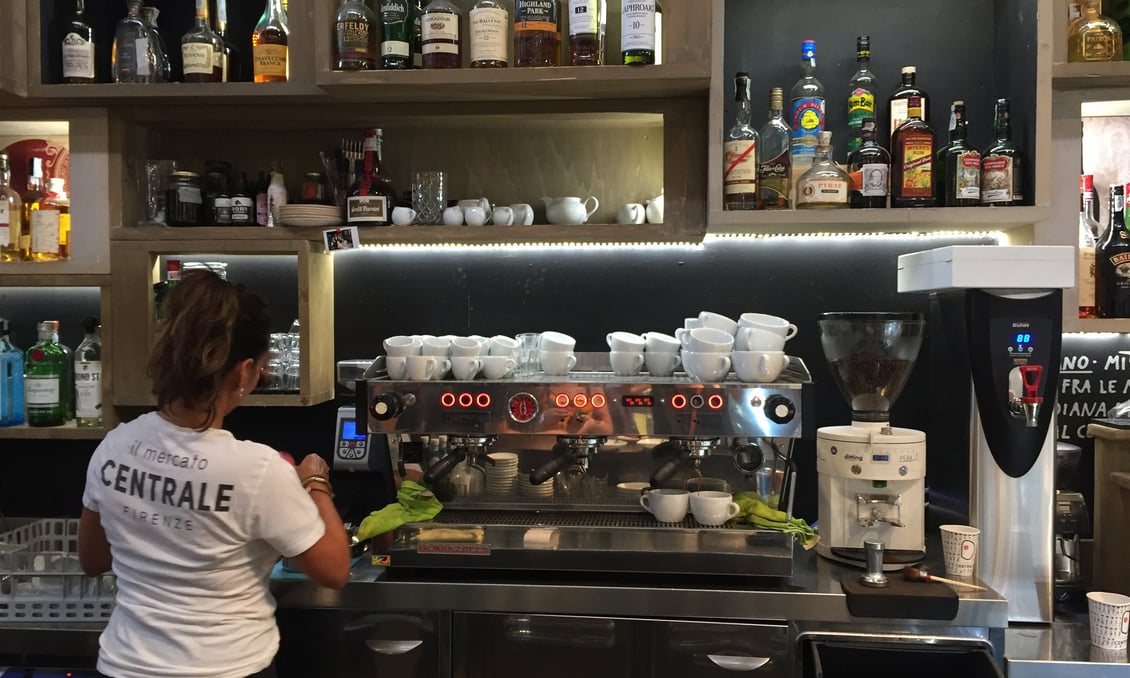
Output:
[
  {"xmin": 442, "ymin": 206, "xmax": 463, "ymax": 226},
  {"xmin": 731, "ymin": 351, "xmax": 790, "ymax": 383},
  {"xmin": 385, "ymin": 356, "xmax": 408, "ymax": 380},
  {"xmin": 609, "ymin": 351, "xmax": 645, "ymax": 377},
  {"xmin": 451, "ymin": 356, "xmax": 483, "ymax": 380},
  {"xmin": 450, "ymin": 337, "xmax": 482, "ymax": 357},
  {"xmin": 683, "ymin": 317, "xmax": 704, "ymax": 331},
  {"xmin": 736, "ymin": 326, "xmax": 787, "ymax": 352},
  {"xmin": 384, "ymin": 335, "xmax": 422, "ymax": 357},
  {"xmin": 464, "ymin": 206, "xmax": 488, "ymax": 226},
  {"xmin": 606, "ymin": 331, "xmax": 645, "ymax": 352},
  {"xmin": 430, "ymin": 357, "xmax": 452, "ymax": 380},
  {"xmin": 540, "ymin": 350, "xmax": 577, "ymax": 376},
  {"xmin": 698, "ymin": 311, "xmax": 738, "ymax": 337},
  {"xmin": 421, "ymin": 336, "xmax": 451, "ymax": 356},
  {"xmin": 689, "ymin": 491, "xmax": 741, "ymax": 526},
  {"xmin": 540, "ymin": 331, "xmax": 576, "ymax": 352},
  {"xmin": 640, "ymin": 489, "xmax": 689, "ymax": 523},
  {"xmin": 482, "ymin": 355, "xmax": 517, "ymax": 379},
  {"xmin": 682, "ymin": 351, "xmax": 732, "ymax": 383},
  {"xmin": 405, "ymin": 355, "xmax": 438, "ymax": 381},
  {"xmin": 511, "ymin": 203, "xmax": 535, "ymax": 225},
  {"xmin": 489, "ymin": 335, "xmax": 520, "ymax": 356},
  {"xmin": 391, "ymin": 206, "xmax": 417, "ymax": 227},
  {"xmin": 738, "ymin": 312, "xmax": 798, "ymax": 340},
  {"xmin": 644, "ymin": 351, "xmax": 681, "ymax": 377},
  {"xmin": 616, "ymin": 203, "xmax": 646, "ymax": 225},
  {"xmin": 676, "ymin": 327, "xmax": 735, "ymax": 353},
  {"xmin": 458, "ymin": 197, "xmax": 491, "ymax": 217},
  {"xmin": 469, "ymin": 335, "xmax": 492, "ymax": 356},
  {"xmin": 642, "ymin": 332, "xmax": 681, "ymax": 353},
  {"xmin": 492, "ymin": 206, "xmax": 515, "ymax": 226}
]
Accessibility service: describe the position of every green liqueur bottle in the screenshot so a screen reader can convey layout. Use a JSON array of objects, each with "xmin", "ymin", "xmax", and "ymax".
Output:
[
  {"xmin": 937, "ymin": 101, "xmax": 981, "ymax": 207},
  {"xmin": 380, "ymin": 0, "xmax": 413, "ymax": 69},
  {"xmin": 846, "ymin": 35, "xmax": 876, "ymax": 154},
  {"xmin": 25, "ymin": 321, "xmax": 67, "ymax": 427}
]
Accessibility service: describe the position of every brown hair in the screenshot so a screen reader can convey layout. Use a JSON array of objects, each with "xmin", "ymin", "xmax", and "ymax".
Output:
[{"xmin": 148, "ymin": 269, "xmax": 270, "ymax": 428}]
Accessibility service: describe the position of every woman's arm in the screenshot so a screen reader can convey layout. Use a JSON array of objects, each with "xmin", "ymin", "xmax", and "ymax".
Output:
[
  {"xmin": 78, "ymin": 508, "xmax": 112, "ymax": 576},
  {"xmin": 289, "ymin": 454, "xmax": 351, "ymax": 589}
]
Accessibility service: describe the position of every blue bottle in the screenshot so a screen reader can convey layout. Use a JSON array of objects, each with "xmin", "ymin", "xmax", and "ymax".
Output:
[{"xmin": 0, "ymin": 318, "xmax": 25, "ymax": 426}]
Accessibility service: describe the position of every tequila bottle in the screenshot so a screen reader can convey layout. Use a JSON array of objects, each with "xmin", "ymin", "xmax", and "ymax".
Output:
[
  {"xmin": 25, "ymin": 321, "xmax": 67, "ymax": 427},
  {"xmin": 0, "ymin": 152, "xmax": 22, "ymax": 262},
  {"xmin": 789, "ymin": 40, "xmax": 825, "ymax": 168},
  {"xmin": 757, "ymin": 87, "xmax": 791, "ymax": 210},
  {"xmin": 1069, "ymin": 0, "xmax": 1123, "ymax": 62},
  {"xmin": 723, "ymin": 72, "xmax": 759, "ymax": 211},
  {"xmin": 0, "ymin": 319, "xmax": 23, "ymax": 427},
  {"xmin": 796, "ymin": 131, "xmax": 849, "ymax": 210},
  {"xmin": 75, "ymin": 317, "xmax": 103, "ymax": 428},
  {"xmin": 112, "ymin": 0, "xmax": 155, "ymax": 83}
]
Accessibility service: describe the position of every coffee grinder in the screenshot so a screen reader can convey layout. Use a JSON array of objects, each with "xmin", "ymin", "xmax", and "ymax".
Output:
[
  {"xmin": 1054, "ymin": 441, "xmax": 1090, "ymax": 593},
  {"xmin": 816, "ymin": 312, "xmax": 928, "ymax": 569}
]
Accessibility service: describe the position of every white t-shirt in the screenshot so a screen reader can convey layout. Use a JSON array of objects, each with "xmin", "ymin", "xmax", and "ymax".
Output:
[{"xmin": 82, "ymin": 412, "xmax": 325, "ymax": 678}]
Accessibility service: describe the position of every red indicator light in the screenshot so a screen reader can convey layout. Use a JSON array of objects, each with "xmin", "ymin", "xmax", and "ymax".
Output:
[
  {"xmin": 591, "ymin": 393, "xmax": 607, "ymax": 408},
  {"xmin": 555, "ymin": 393, "xmax": 570, "ymax": 408},
  {"xmin": 707, "ymin": 394, "xmax": 724, "ymax": 410},
  {"xmin": 457, "ymin": 392, "xmax": 474, "ymax": 408},
  {"xmin": 671, "ymin": 394, "xmax": 688, "ymax": 409},
  {"xmin": 440, "ymin": 392, "xmax": 456, "ymax": 408},
  {"xmin": 475, "ymin": 392, "xmax": 492, "ymax": 408},
  {"xmin": 573, "ymin": 393, "xmax": 589, "ymax": 408}
]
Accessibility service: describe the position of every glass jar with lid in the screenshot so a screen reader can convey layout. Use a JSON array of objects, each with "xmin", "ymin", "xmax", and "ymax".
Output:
[{"xmin": 166, "ymin": 171, "xmax": 204, "ymax": 226}]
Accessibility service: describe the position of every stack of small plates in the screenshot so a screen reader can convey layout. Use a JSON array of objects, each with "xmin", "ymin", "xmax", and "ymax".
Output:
[
  {"xmin": 278, "ymin": 204, "xmax": 343, "ymax": 227},
  {"xmin": 518, "ymin": 474, "xmax": 555, "ymax": 499},
  {"xmin": 485, "ymin": 452, "xmax": 520, "ymax": 495}
]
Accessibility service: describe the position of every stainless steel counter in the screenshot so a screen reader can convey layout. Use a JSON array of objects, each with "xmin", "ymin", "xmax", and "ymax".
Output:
[{"xmin": 1006, "ymin": 618, "xmax": 1130, "ymax": 676}]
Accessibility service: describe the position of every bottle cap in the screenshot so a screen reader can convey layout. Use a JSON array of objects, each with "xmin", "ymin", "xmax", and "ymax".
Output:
[
  {"xmin": 39, "ymin": 320, "xmax": 59, "ymax": 332},
  {"xmin": 818, "ymin": 131, "xmax": 832, "ymax": 146},
  {"xmin": 901, "ymin": 66, "xmax": 916, "ymax": 75},
  {"xmin": 1082, "ymin": 175, "xmax": 1094, "ymax": 191},
  {"xmin": 857, "ymin": 35, "xmax": 870, "ymax": 56},
  {"xmin": 801, "ymin": 40, "xmax": 816, "ymax": 59},
  {"xmin": 769, "ymin": 87, "xmax": 784, "ymax": 108},
  {"xmin": 953, "ymin": 100, "xmax": 965, "ymax": 106},
  {"xmin": 82, "ymin": 316, "xmax": 100, "ymax": 333}
]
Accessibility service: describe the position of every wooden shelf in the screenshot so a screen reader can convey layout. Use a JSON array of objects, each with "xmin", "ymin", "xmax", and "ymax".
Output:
[
  {"xmin": 1064, "ymin": 318, "xmax": 1130, "ymax": 333},
  {"xmin": 707, "ymin": 206, "xmax": 1048, "ymax": 235},
  {"xmin": 1053, "ymin": 61, "xmax": 1130, "ymax": 90},
  {"xmin": 0, "ymin": 421, "xmax": 107, "ymax": 439},
  {"xmin": 24, "ymin": 81, "xmax": 324, "ymax": 105},
  {"xmin": 0, "ymin": 273, "xmax": 110, "ymax": 287}
]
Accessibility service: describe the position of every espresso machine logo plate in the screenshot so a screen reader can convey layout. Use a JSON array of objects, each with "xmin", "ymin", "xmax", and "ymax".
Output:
[{"xmin": 418, "ymin": 543, "xmax": 491, "ymax": 556}]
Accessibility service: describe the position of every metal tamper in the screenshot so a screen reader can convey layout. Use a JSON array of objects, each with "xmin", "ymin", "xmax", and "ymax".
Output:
[{"xmin": 860, "ymin": 540, "xmax": 889, "ymax": 588}]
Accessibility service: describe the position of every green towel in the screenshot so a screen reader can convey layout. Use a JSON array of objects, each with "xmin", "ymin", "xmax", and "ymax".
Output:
[{"xmin": 356, "ymin": 481, "xmax": 443, "ymax": 541}]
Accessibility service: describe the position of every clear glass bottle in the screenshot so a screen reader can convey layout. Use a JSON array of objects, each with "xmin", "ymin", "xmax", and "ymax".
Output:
[
  {"xmin": 847, "ymin": 118, "xmax": 890, "ymax": 208},
  {"xmin": 1080, "ymin": 174, "xmax": 1099, "ymax": 319},
  {"xmin": 112, "ymin": 0, "xmax": 155, "ymax": 83},
  {"xmin": 20, "ymin": 158, "xmax": 45, "ymax": 262},
  {"xmin": 25, "ymin": 321, "xmax": 67, "ymax": 428},
  {"xmin": 44, "ymin": 178, "xmax": 70, "ymax": 260},
  {"xmin": 422, "ymin": 0, "xmax": 463, "ymax": 69},
  {"xmin": 470, "ymin": 0, "xmax": 509, "ymax": 68},
  {"xmin": 336, "ymin": 0, "xmax": 378, "ymax": 71},
  {"xmin": 253, "ymin": 0, "xmax": 289, "ymax": 83},
  {"xmin": 796, "ymin": 131, "xmax": 850, "ymax": 210},
  {"xmin": 757, "ymin": 87, "xmax": 791, "ymax": 210},
  {"xmin": 937, "ymin": 101, "xmax": 981, "ymax": 207},
  {"xmin": 789, "ymin": 39, "xmax": 825, "ymax": 169},
  {"xmin": 980, "ymin": 98, "xmax": 1024, "ymax": 207},
  {"xmin": 723, "ymin": 72, "xmax": 759, "ymax": 211},
  {"xmin": 891, "ymin": 95, "xmax": 937, "ymax": 208},
  {"xmin": 62, "ymin": 0, "xmax": 97, "ymax": 84},
  {"xmin": 182, "ymin": 0, "xmax": 221, "ymax": 82},
  {"xmin": 142, "ymin": 7, "xmax": 172, "ymax": 83},
  {"xmin": 347, "ymin": 128, "xmax": 397, "ymax": 226},
  {"xmin": 888, "ymin": 66, "xmax": 928, "ymax": 143},
  {"xmin": 1069, "ymin": 0, "xmax": 1123, "ymax": 62},
  {"xmin": 568, "ymin": 0, "xmax": 604, "ymax": 65},
  {"xmin": 846, "ymin": 36, "xmax": 876, "ymax": 154},
  {"xmin": 0, "ymin": 152, "xmax": 22, "ymax": 262},
  {"xmin": 75, "ymin": 317, "xmax": 103, "ymax": 428},
  {"xmin": 0, "ymin": 319, "xmax": 24, "ymax": 427},
  {"xmin": 621, "ymin": 0, "xmax": 657, "ymax": 65}
]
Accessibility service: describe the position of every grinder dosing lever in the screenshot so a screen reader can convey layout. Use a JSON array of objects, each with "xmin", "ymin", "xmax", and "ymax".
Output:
[{"xmin": 1009, "ymin": 364, "xmax": 1044, "ymax": 428}]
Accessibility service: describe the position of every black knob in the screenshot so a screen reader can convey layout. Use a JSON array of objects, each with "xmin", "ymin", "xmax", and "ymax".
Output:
[
  {"xmin": 764, "ymin": 395, "xmax": 796, "ymax": 424},
  {"xmin": 371, "ymin": 393, "xmax": 404, "ymax": 421}
]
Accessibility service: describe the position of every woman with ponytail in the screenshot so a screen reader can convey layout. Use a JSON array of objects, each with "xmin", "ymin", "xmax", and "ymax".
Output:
[{"xmin": 78, "ymin": 270, "xmax": 350, "ymax": 678}]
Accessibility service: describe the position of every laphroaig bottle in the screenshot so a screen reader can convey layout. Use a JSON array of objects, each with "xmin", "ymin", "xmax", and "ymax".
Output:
[
  {"xmin": 1098, "ymin": 185, "xmax": 1130, "ymax": 318},
  {"xmin": 789, "ymin": 40, "xmax": 825, "ymax": 168},
  {"xmin": 621, "ymin": 0, "xmax": 657, "ymax": 65},
  {"xmin": 568, "ymin": 0, "xmax": 604, "ymax": 65},
  {"xmin": 980, "ymin": 98, "xmax": 1024, "ymax": 207},
  {"xmin": 0, "ymin": 152, "xmax": 22, "ymax": 262},
  {"xmin": 75, "ymin": 316, "xmax": 102, "ymax": 428},
  {"xmin": 25, "ymin": 321, "xmax": 67, "ymax": 428},
  {"xmin": 796, "ymin": 131, "xmax": 850, "ymax": 210},
  {"xmin": 846, "ymin": 36, "xmax": 876, "ymax": 154},
  {"xmin": 723, "ymin": 72, "xmax": 759, "ymax": 211},
  {"xmin": 470, "ymin": 0, "xmax": 509, "ymax": 68},
  {"xmin": 757, "ymin": 88, "xmax": 791, "ymax": 210},
  {"xmin": 0, "ymin": 319, "xmax": 24, "ymax": 427},
  {"xmin": 1079, "ymin": 174, "xmax": 1099, "ymax": 319},
  {"xmin": 379, "ymin": 0, "xmax": 413, "ymax": 69},
  {"xmin": 937, "ymin": 101, "xmax": 980, "ymax": 207}
]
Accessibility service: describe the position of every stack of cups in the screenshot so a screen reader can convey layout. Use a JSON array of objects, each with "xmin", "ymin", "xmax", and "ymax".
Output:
[
  {"xmin": 676, "ymin": 325, "xmax": 734, "ymax": 383},
  {"xmin": 421, "ymin": 336, "xmax": 453, "ymax": 380},
  {"xmin": 483, "ymin": 335, "xmax": 519, "ymax": 379},
  {"xmin": 485, "ymin": 452, "xmax": 520, "ymax": 495},
  {"xmin": 607, "ymin": 331, "xmax": 646, "ymax": 377},
  {"xmin": 1088, "ymin": 591, "xmax": 1130, "ymax": 653},
  {"xmin": 539, "ymin": 332, "xmax": 577, "ymax": 376},
  {"xmin": 733, "ymin": 313, "xmax": 796, "ymax": 383},
  {"xmin": 939, "ymin": 524, "xmax": 980, "ymax": 578},
  {"xmin": 643, "ymin": 331, "xmax": 682, "ymax": 377}
]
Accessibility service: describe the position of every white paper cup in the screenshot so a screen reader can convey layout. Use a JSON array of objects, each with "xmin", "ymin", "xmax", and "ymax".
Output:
[
  {"xmin": 1089, "ymin": 592, "xmax": 1130, "ymax": 650},
  {"xmin": 1090, "ymin": 644, "xmax": 1129, "ymax": 663},
  {"xmin": 939, "ymin": 524, "xmax": 979, "ymax": 577}
]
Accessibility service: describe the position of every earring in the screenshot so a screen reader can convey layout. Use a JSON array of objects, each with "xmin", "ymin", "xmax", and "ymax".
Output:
[{"xmin": 238, "ymin": 387, "xmax": 245, "ymax": 398}]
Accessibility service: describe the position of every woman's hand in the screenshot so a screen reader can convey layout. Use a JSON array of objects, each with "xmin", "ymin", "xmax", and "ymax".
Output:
[{"xmin": 296, "ymin": 453, "xmax": 330, "ymax": 483}]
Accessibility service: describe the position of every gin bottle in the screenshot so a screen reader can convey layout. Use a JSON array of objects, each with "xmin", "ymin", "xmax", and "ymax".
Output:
[
  {"xmin": 0, "ymin": 319, "xmax": 24, "ymax": 427},
  {"xmin": 25, "ymin": 321, "xmax": 67, "ymax": 427},
  {"xmin": 112, "ymin": 0, "xmax": 155, "ymax": 83},
  {"xmin": 75, "ymin": 317, "xmax": 103, "ymax": 428},
  {"xmin": 789, "ymin": 39, "xmax": 825, "ymax": 168},
  {"xmin": 796, "ymin": 131, "xmax": 849, "ymax": 210}
]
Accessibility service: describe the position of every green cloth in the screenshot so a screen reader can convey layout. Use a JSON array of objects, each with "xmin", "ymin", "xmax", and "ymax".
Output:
[{"xmin": 356, "ymin": 481, "xmax": 443, "ymax": 541}]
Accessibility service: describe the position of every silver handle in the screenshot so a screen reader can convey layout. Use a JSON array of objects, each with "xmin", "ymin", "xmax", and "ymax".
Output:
[
  {"xmin": 365, "ymin": 639, "xmax": 423, "ymax": 655},
  {"xmin": 706, "ymin": 654, "xmax": 771, "ymax": 671}
]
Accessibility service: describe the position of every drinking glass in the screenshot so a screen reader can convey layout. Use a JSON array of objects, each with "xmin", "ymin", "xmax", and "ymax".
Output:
[
  {"xmin": 139, "ymin": 160, "xmax": 176, "ymax": 226},
  {"xmin": 515, "ymin": 332, "xmax": 542, "ymax": 376},
  {"xmin": 412, "ymin": 170, "xmax": 447, "ymax": 225}
]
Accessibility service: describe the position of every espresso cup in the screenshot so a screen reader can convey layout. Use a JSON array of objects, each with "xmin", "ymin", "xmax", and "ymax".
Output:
[
  {"xmin": 735, "ymin": 326, "xmax": 787, "ymax": 352},
  {"xmin": 385, "ymin": 356, "xmax": 408, "ymax": 380},
  {"xmin": 430, "ymin": 357, "xmax": 452, "ymax": 380},
  {"xmin": 469, "ymin": 335, "xmax": 492, "ymax": 356},
  {"xmin": 450, "ymin": 337, "xmax": 482, "ymax": 357},
  {"xmin": 384, "ymin": 335, "xmax": 422, "ymax": 357},
  {"xmin": 606, "ymin": 331, "xmax": 645, "ymax": 352},
  {"xmin": 609, "ymin": 351, "xmax": 645, "ymax": 377},
  {"xmin": 391, "ymin": 206, "xmax": 417, "ymax": 227},
  {"xmin": 405, "ymin": 355, "xmax": 438, "ymax": 381},
  {"xmin": 682, "ymin": 317, "xmax": 704, "ymax": 331},
  {"xmin": 464, "ymin": 205, "xmax": 488, "ymax": 226},
  {"xmin": 540, "ymin": 350, "xmax": 576, "ymax": 376},
  {"xmin": 451, "ymin": 356, "xmax": 483, "ymax": 380},
  {"xmin": 738, "ymin": 312, "xmax": 798, "ymax": 340},
  {"xmin": 689, "ymin": 491, "xmax": 741, "ymax": 526},
  {"xmin": 421, "ymin": 336, "xmax": 451, "ymax": 357},
  {"xmin": 642, "ymin": 331, "xmax": 681, "ymax": 353},
  {"xmin": 698, "ymin": 311, "xmax": 739, "ymax": 337},
  {"xmin": 640, "ymin": 489, "xmax": 690, "ymax": 523},
  {"xmin": 482, "ymin": 355, "xmax": 517, "ymax": 379},
  {"xmin": 732, "ymin": 351, "xmax": 790, "ymax": 383},
  {"xmin": 511, "ymin": 203, "xmax": 535, "ymax": 225},
  {"xmin": 644, "ymin": 351, "xmax": 681, "ymax": 377},
  {"xmin": 442, "ymin": 206, "xmax": 463, "ymax": 226},
  {"xmin": 682, "ymin": 351, "xmax": 732, "ymax": 383},
  {"xmin": 540, "ymin": 331, "xmax": 576, "ymax": 352},
  {"xmin": 489, "ymin": 334, "xmax": 520, "ymax": 357},
  {"xmin": 677, "ymin": 327, "xmax": 735, "ymax": 354},
  {"xmin": 492, "ymin": 206, "xmax": 515, "ymax": 226}
]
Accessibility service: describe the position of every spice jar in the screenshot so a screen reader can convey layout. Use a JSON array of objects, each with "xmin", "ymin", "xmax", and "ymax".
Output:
[
  {"xmin": 301, "ymin": 172, "xmax": 327, "ymax": 204},
  {"xmin": 166, "ymin": 171, "xmax": 204, "ymax": 226}
]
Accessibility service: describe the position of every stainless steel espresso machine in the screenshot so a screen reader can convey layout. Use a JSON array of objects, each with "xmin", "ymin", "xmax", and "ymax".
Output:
[{"xmin": 355, "ymin": 353, "xmax": 812, "ymax": 577}]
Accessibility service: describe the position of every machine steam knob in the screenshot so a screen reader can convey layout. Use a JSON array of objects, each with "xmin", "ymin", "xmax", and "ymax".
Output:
[
  {"xmin": 371, "ymin": 393, "xmax": 405, "ymax": 421},
  {"xmin": 764, "ymin": 395, "xmax": 796, "ymax": 424}
]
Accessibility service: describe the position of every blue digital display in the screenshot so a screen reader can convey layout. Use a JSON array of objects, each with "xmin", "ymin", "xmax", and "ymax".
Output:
[
  {"xmin": 872, "ymin": 454, "xmax": 889, "ymax": 462},
  {"xmin": 1015, "ymin": 333, "xmax": 1032, "ymax": 344},
  {"xmin": 340, "ymin": 419, "xmax": 366, "ymax": 441}
]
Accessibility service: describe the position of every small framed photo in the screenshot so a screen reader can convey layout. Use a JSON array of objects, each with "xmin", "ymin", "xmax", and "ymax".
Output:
[{"xmin": 323, "ymin": 226, "xmax": 360, "ymax": 252}]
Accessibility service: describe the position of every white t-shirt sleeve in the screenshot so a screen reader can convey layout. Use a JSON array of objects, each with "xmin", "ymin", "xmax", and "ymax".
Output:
[
  {"xmin": 82, "ymin": 439, "xmax": 107, "ymax": 512},
  {"xmin": 250, "ymin": 452, "xmax": 326, "ymax": 558}
]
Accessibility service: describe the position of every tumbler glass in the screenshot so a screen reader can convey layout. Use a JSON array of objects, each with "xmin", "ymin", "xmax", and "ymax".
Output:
[
  {"xmin": 139, "ymin": 160, "xmax": 177, "ymax": 226},
  {"xmin": 412, "ymin": 170, "xmax": 447, "ymax": 225},
  {"xmin": 515, "ymin": 332, "xmax": 542, "ymax": 376}
]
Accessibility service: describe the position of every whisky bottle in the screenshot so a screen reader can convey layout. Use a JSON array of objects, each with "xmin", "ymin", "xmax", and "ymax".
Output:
[
  {"xmin": 422, "ymin": 0, "xmax": 463, "ymax": 69},
  {"xmin": 847, "ymin": 118, "xmax": 890, "ymax": 208},
  {"xmin": 378, "ymin": 0, "xmax": 412, "ymax": 69},
  {"xmin": 723, "ymin": 72, "xmax": 759, "ymax": 211},
  {"xmin": 347, "ymin": 129, "xmax": 397, "ymax": 226},
  {"xmin": 1069, "ymin": 0, "xmax": 1123, "ymax": 62},
  {"xmin": 0, "ymin": 152, "xmax": 22, "ymax": 262},
  {"xmin": 25, "ymin": 321, "xmax": 67, "ymax": 428},
  {"xmin": 938, "ymin": 101, "xmax": 981, "ymax": 207},
  {"xmin": 336, "ymin": 0, "xmax": 378, "ymax": 71},
  {"xmin": 621, "ymin": 0, "xmax": 657, "ymax": 65},
  {"xmin": 183, "ymin": 0, "xmax": 220, "ymax": 82},
  {"xmin": 253, "ymin": 0, "xmax": 289, "ymax": 83},
  {"xmin": 796, "ymin": 131, "xmax": 850, "ymax": 209},
  {"xmin": 1080, "ymin": 174, "xmax": 1099, "ymax": 319},
  {"xmin": 44, "ymin": 178, "xmax": 70, "ymax": 260},
  {"xmin": 757, "ymin": 88, "xmax": 791, "ymax": 210},
  {"xmin": 20, "ymin": 158, "xmax": 45, "ymax": 261},
  {"xmin": 412, "ymin": 0, "xmax": 424, "ymax": 67},
  {"xmin": 846, "ymin": 36, "xmax": 876, "ymax": 154},
  {"xmin": 514, "ymin": 0, "xmax": 560, "ymax": 67},
  {"xmin": 112, "ymin": 0, "xmax": 155, "ymax": 83},
  {"xmin": 1098, "ymin": 185, "xmax": 1130, "ymax": 318},
  {"xmin": 61, "ymin": 0, "xmax": 96, "ymax": 84},
  {"xmin": 568, "ymin": 0, "xmax": 605, "ymax": 65},
  {"xmin": 0, "ymin": 319, "xmax": 23, "ymax": 427},
  {"xmin": 470, "ymin": 0, "xmax": 509, "ymax": 68},
  {"xmin": 789, "ymin": 40, "xmax": 825, "ymax": 169},
  {"xmin": 890, "ymin": 95, "xmax": 936, "ymax": 208},
  {"xmin": 980, "ymin": 98, "xmax": 1024, "ymax": 207},
  {"xmin": 888, "ymin": 66, "xmax": 928, "ymax": 143},
  {"xmin": 75, "ymin": 317, "xmax": 102, "ymax": 428}
]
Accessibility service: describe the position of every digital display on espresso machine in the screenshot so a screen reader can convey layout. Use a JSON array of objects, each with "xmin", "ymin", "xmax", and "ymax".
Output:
[{"xmin": 1006, "ymin": 323, "xmax": 1041, "ymax": 357}]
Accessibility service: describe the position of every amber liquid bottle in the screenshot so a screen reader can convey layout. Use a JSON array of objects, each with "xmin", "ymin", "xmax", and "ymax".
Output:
[
  {"xmin": 890, "ymin": 95, "xmax": 936, "ymax": 208},
  {"xmin": 421, "ymin": 0, "xmax": 462, "ymax": 68},
  {"xmin": 514, "ymin": 0, "xmax": 560, "ymax": 67},
  {"xmin": 568, "ymin": 0, "xmax": 604, "ymax": 65},
  {"xmin": 252, "ymin": 0, "xmax": 289, "ymax": 83}
]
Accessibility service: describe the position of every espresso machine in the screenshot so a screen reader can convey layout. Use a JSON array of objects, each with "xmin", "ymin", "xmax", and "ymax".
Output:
[
  {"xmin": 815, "ymin": 313, "xmax": 928, "ymax": 569},
  {"xmin": 354, "ymin": 352, "xmax": 812, "ymax": 577},
  {"xmin": 898, "ymin": 245, "xmax": 1074, "ymax": 623}
]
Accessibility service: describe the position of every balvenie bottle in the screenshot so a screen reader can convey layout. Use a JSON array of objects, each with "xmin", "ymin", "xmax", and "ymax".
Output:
[
  {"xmin": 335, "ymin": 0, "xmax": 378, "ymax": 71},
  {"xmin": 723, "ymin": 72, "xmax": 759, "ymax": 211},
  {"xmin": 937, "ymin": 101, "xmax": 981, "ymax": 207},
  {"xmin": 980, "ymin": 98, "xmax": 1024, "ymax": 207},
  {"xmin": 1098, "ymin": 185, "xmax": 1130, "ymax": 318},
  {"xmin": 470, "ymin": 0, "xmax": 509, "ymax": 68},
  {"xmin": 847, "ymin": 118, "xmax": 890, "ymax": 208},
  {"xmin": 890, "ymin": 95, "xmax": 936, "ymax": 208},
  {"xmin": 25, "ymin": 321, "xmax": 67, "ymax": 427},
  {"xmin": 514, "ymin": 0, "xmax": 560, "ymax": 67}
]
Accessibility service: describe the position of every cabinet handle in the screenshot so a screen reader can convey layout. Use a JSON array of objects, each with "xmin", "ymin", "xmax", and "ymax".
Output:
[
  {"xmin": 365, "ymin": 639, "xmax": 424, "ymax": 655},
  {"xmin": 706, "ymin": 654, "xmax": 771, "ymax": 672}
]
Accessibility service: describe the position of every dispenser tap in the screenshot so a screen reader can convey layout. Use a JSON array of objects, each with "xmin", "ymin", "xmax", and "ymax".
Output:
[{"xmin": 1010, "ymin": 364, "xmax": 1044, "ymax": 428}]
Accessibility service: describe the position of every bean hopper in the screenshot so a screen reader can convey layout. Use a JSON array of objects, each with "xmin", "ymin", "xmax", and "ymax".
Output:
[{"xmin": 816, "ymin": 312, "xmax": 927, "ymax": 569}]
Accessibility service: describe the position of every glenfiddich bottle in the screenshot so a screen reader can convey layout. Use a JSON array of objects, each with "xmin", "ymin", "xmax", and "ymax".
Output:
[
  {"xmin": 335, "ymin": 0, "xmax": 378, "ymax": 70},
  {"xmin": 980, "ymin": 98, "xmax": 1023, "ymax": 206},
  {"xmin": 847, "ymin": 118, "xmax": 889, "ymax": 208},
  {"xmin": 757, "ymin": 87, "xmax": 791, "ymax": 210},
  {"xmin": 347, "ymin": 129, "xmax": 397, "ymax": 226},
  {"xmin": 937, "ymin": 101, "xmax": 981, "ymax": 207},
  {"xmin": 890, "ymin": 95, "xmax": 936, "ymax": 208},
  {"xmin": 61, "ymin": 0, "xmax": 96, "ymax": 83},
  {"xmin": 723, "ymin": 72, "xmax": 759, "ymax": 211},
  {"xmin": 380, "ymin": 0, "xmax": 414, "ymax": 69},
  {"xmin": 1098, "ymin": 185, "xmax": 1130, "ymax": 318},
  {"xmin": 25, "ymin": 321, "xmax": 67, "ymax": 428}
]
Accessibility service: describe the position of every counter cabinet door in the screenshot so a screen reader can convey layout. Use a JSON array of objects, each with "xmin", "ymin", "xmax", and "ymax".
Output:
[
  {"xmin": 276, "ymin": 608, "xmax": 442, "ymax": 678},
  {"xmin": 647, "ymin": 621, "xmax": 791, "ymax": 678}
]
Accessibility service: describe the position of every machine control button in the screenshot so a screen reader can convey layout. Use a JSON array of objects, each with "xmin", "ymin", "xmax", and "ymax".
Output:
[
  {"xmin": 370, "ymin": 394, "xmax": 404, "ymax": 420},
  {"xmin": 899, "ymin": 466, "xmax": 908, "ymax": 476},
  {"xmin": 764, "ymin": 395, "xmax": 796, "ymax": 424},
  {"xmin": 749, "ymin": 396, "xmax": 763, "ymax": 407},
  {"xmin": 851, "ymin": 464, "xmax": 862, "ymax": 475},
  {"xmin": 689, "ymin": 394, "xmax": 705, "ymax": 409}
]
